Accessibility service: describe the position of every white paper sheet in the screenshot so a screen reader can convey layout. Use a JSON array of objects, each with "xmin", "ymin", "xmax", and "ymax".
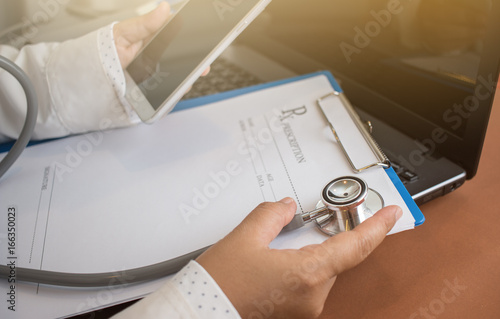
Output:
[{"xmin": 0, "ymin": 74, "xmax": 416, "ymax": 318}]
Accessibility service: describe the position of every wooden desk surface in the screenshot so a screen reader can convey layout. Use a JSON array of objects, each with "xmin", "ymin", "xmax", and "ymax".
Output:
[{"xmin": 320, "ymin": 92, "xmax": 500, "ymax": 319}]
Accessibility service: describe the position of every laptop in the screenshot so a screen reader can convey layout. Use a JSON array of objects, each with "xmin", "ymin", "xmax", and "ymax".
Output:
[{"xmin": 186, "ymin": 0, "xmax": 500, "ymax": 206}]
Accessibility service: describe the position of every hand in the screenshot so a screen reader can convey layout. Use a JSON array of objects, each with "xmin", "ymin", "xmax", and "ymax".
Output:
[
  {"xmin": 196, "ymin": 198, "xmax": 402, "ymax": 319},
  {"xmin": 113, "ymin": 2, "xmax": 170, "ymax": 69},
  {"xmin": 112, "ymin": 2, "xmax": 210, "ymax": 88}
]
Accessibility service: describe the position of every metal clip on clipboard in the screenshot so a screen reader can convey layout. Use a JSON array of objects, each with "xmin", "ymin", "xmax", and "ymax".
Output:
[
  {"xmin": 317, "ymin": 90, "xmax": 390, "ymax": 173},
  {"xmin": 284, "ymin": 90, "xmax": 391, "ymax": 236}
]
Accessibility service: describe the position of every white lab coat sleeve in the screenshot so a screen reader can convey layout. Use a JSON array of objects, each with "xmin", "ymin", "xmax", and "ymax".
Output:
[
  {"xmin": 0, "ymin": 24, "xmax": 138, "ymax": 144},
  {"xmin": 112, "ymin": 260, "xmax": 241, "ymax": 319}
]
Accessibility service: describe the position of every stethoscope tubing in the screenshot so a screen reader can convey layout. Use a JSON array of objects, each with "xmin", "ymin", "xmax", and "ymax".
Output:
[{"xmin": 0, "ymin": 246, "xmax": 208, "ymax": 287}]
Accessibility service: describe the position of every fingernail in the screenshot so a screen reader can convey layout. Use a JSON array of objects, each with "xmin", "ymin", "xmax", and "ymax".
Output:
[
  {"xmin": 279, "ymin": 197, "xmax": 294, "ymax": 205},
  {"xmin": 394, "ymin": 207, "xmax": 403, "ymax": 221}
]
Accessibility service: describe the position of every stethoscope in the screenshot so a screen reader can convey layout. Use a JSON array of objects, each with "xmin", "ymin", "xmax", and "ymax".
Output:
[
  {"xmin": 0, "ymin": 55, "xmax": 385, "ymax": 287},
  {"xmin": 0, "ymin": 176, "xmax": 383, "ymax": 288},
  {"xmin": 283, "ymin": 176, "xmax": 384, "ymax": 235}
]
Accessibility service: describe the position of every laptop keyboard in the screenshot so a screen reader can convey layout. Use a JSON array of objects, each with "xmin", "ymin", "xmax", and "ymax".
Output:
[
  {"xmin": 389, "ymin": 158, "xmax": 420, "ymax": 184},
  {"xmin": 182, "ymin": 57, "xmax": 265, "ymax": 100}
]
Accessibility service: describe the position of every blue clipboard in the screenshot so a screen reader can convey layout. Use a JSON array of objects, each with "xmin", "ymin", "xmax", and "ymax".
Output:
[
  {"xmin": 174, "ymin": 70, "xmax": 425, "ymax": 227},
  {"xmin": 0, "ymin": 71, "xmax": 424, "ymax": 226}
]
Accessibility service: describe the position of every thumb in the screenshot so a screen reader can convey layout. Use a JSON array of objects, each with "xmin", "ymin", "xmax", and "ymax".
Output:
[
  {"xmin": 229, "ymin": 198, "xmax": 297, "ymax": 247},
  {"xmin": 316, "ymin": 205, "xmax": 402, "ymax": 276}
]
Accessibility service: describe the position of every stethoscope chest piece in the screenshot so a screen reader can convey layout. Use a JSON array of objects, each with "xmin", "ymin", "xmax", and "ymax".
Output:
[{"xmin": 315, "ymin": 176, "xmax": 384, "ymax": 236}]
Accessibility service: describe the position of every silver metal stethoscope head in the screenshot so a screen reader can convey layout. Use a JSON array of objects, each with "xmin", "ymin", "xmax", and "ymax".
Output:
[{"xmin": 282, "ymin": 176, "xmax": 384, "ymax": 236}]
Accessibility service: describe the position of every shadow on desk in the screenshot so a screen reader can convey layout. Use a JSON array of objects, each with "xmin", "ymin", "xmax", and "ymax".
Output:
[{"xmin": 68, "ymin": 300, "xmax": 138, "ymax": 319}]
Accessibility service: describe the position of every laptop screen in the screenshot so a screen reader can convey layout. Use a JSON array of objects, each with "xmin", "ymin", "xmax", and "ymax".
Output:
[{"xmin": 246, "ymin": 0, "xmax": 500, "ymax": 178}]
